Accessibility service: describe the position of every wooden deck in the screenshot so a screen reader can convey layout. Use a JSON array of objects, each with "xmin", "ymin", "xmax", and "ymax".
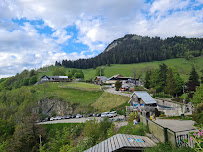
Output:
[{"xmin": 84, "ymin": 134, "xmax": 156, "ymax": 152}]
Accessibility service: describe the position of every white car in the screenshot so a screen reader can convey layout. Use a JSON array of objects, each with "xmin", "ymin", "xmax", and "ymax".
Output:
[
  {"xmin": 101, "ymin": 112, "xmax": 109, "ymax": 118},
  {"xmin": 76, "ymin": 114, "xmax": 82, "ymax": 118},
  {"xmin": 108, "ymin": 111, "xmax": 117, "ymax": 117},
  {"xmin": 50, "ymin": 117, "xmax": 54, "ymax": 121}
]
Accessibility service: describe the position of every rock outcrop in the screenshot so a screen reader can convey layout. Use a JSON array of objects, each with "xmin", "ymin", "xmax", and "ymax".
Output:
[{"xmin": 33, "ymin": 98, "xmax": 73, "ymax": 116}]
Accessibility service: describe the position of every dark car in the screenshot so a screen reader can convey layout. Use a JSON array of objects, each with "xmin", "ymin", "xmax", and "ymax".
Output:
[
  {"xmin": 87, "ymin": 113, "xmax": 93, "ymax": 117},
  {"xmin": 71, "ymin": 114, "xmax": 76, "ymax": 118},
  {"xmin": 64, "ymin": 115, "xmax": 71, "ymax": 119},
  {"xmin": 96, "ymin": 113, "xmax": 101, "ymax": 117}
]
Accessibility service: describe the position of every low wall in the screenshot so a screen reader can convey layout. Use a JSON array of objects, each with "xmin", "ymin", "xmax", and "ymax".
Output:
[{"xmin": 140, "ymin": 115, "xmax": 177, "ymax": 147}]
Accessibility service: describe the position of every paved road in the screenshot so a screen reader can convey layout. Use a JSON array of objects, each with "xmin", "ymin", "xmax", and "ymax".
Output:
[
  {"xmin": 38, "ymin": 115, "xmax": 127, "ymax": 128},
  {"xmin": 154, "ymin": 118, "xmax": 196, "ymax": 134},
  {"xmin": 104, "ymin": 88, "xmax": 132, "ymax": 97}
]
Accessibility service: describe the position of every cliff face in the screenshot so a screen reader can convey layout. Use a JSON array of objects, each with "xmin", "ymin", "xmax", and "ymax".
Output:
[{"xmin": 33, "ymin": 98, "xmax": 73, "ymax": 116}]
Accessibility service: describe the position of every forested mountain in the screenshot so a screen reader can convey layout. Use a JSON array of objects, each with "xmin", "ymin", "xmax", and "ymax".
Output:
[{"xmin": 58, "ymin": 34, "xmax": 203, "ymax": 69}]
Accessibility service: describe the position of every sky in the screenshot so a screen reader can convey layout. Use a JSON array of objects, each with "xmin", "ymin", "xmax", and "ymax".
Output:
[{"xmin": 0, "ymin": 0, "xmax": 203, "ymax": 78}]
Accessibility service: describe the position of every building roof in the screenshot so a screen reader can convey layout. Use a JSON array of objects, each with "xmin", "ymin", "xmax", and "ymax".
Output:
[
  {"xmin": 95, "ymin": 76, "xmax": 108, "ymax": 81},
  {"xmin": 132, "ymin": 91, "xmax": 157, "ymax": 104},
  {"xmin": 59, "ymin": 76, "xmax": 68, "ymax": 78},
  {"xmin": 84, "ymin": 134, "xmax": 156, "ymax": 152},
  {"xmin": 107, "ymin": 74, "xmax": 123, "ymax": 81},
  {"xmin": 41, "ymin": 75, "xmax": 68, "ymax": 79}
]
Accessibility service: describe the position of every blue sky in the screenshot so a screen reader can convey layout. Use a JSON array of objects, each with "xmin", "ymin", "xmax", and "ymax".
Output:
[{"xmin": 0, "ymin": 0, "xmax": 202, "ymax": 78}]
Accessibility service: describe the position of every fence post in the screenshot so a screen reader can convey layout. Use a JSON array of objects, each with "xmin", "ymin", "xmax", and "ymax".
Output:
[{"xmin": 164, "ymin": 128, "xmax": 168, "ymax": 143}]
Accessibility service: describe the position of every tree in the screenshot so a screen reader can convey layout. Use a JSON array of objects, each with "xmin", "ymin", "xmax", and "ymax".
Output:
[
  {"xmin": 67, "ymin": 72, "xmax": 73, "ymax": 79},
  {"xmin": 149, "ymin": 69, "xmax": 163, "ymax": 93},
  {"xmin": 9, "ymin": 114, "xmax": 46, "ymax": 152},
  {"xmin": 159, "ymin": 63, "xmax": 168, "ymax": 91},
  {"xmin": 29, "ymin": 76, "xmax": 37, "ymax": 85},
  {"xmin": 71, "ymin": 69, "xmax": 78, "ymax": 76},
  {"xmin": 132, "ymin": 68, "xmax": 136, "ymax": 80},
  {"xmin": 192, "ymin": 103, "xmax": 203, "ymax": 125},
  {"xmin": 186, "ymin": 66, "xmax": 200, "ymax": 98},
  {"xmin": 144, "ymin": 70, "xmax": 151, "ymax": 89},
  {"xmin": 23, "ymin": 78, "xmax": 30, "ymax": 86},
  {"xmin": 95, "ymin": 66, "xmax": 104, "ymax": 76},
  {"xmin": 52, "ymin": 67, "xmax": 66, "ymax": 76},
  {"xmin": 200, "ymin": 70, "xmax": 203, "ymax": 84},
  {"xmin": 29, "ymin": 69, "xmax": 36, "ymax": 78},
  {"xmin": 165, "ymin": 67, "xmax": 177, "ymax": 97},
  {"xmin": 192, "ymin": 84, "xmax": 203, "ymax": 106},
  {"xmin": 173, "ymin": 70, "xmax": 184, "ymax": 96},
  {"xmin": 115, "ymin": 80, "xmax": 122, "ymax": 91}
]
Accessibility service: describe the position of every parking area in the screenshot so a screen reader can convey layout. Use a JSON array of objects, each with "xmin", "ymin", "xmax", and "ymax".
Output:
[{"xmin": 38, "ymin": 115, "xmax": 125, "ymax": 125}]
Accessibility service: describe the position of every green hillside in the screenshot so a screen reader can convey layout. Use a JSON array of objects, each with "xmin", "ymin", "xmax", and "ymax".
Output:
[{"xmin": 38, "ymin": 57, "xmax": 203, "ymax": 82}]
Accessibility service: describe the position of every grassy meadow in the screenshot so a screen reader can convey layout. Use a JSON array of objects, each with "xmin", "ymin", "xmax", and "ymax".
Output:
[
  {"xmin": 33, "ymin": 82, "xmax": 103, "ymax": 106},
  {"xmin": 38, "ymin": 57, "xmax": 203, "ymax": 82},
  {"xmin": 92, "ymin": 92, "xmax": 129, "ymax": 112},
  {"xmin": 30, "ymin": 82, "xmax": 129, "ymax": 113}
]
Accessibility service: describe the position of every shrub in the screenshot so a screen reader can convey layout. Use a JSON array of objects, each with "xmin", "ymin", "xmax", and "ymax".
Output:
[
  {"xmin": 192, "ymin": 103, "xmax": 203, "ymax": 125},
  {"xmin": 144, "ymin": 142, "xmax": 194, "ymax": 152},
  {"xmin": 118, "ymin": 122, "xmax": 148, "ymax": 136}
]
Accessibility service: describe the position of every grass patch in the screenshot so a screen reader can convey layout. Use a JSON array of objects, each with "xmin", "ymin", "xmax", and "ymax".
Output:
[
  {"xmin": 33, "ymin": 82, "xmax": 103, "ymax": 105},
  {"xmin": 92, "ymin": 92, "xmax": 129, "ymax": 112},
  {"xmin": 118, "ymin": 122, "xmax": 148, "ymax": 136},
  {"xmin": 61, "ymin": 82, "xmax": 101, "ymax": 91}
]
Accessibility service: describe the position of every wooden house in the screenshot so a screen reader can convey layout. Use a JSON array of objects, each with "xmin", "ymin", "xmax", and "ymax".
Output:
[
  {"xmin": 94, "ymin": 76, "xmax": 108, "ymax": 85},
  {"xmin": 41, "ymin": 75, "xmax": 68, "ymax": 82},
  {"xmin": 127, "ymin": 91, "xmax": 157, "ymax": 113}
]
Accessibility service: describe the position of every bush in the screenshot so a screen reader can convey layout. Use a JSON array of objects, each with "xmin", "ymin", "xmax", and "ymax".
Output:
[
  {"xmin": 144, "ymin": 142, "xmax": 194, "ymax": 152},
  {"xmin": 118, "ymin": 122, "xmax": 148, "ymax": 136},
  {"xmin": 29, "ymin": 76, "xmax": 37, "ymax": 85},
  {"xmin": 115, "ymin": 80, "xmax": 122, "ymax": 91},
  {"xmin": 192, "ymin": 103, "xmax": 203, "ymax": 125}
]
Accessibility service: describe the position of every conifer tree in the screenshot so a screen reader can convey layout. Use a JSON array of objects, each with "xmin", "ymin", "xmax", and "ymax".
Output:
[
  {"xmin": 186, "ymin": 66, "xmax": 200, "ymax": 98},
  {"xmin": 165, "ymin": 67, "xmax": 177, "ymax": 97}
]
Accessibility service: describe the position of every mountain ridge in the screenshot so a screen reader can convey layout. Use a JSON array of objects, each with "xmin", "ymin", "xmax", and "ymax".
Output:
[{"xmin": 58, "ymin": 34, "xmax": 203, "ymax": 69}]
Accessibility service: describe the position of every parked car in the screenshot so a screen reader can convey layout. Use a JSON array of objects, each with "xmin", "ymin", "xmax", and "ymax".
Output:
[
  {"xmin": 71, "ymin": 114, "xmax": 76, "ymax": 118},
  {"xmin": 93, "ymin": 113, "xmax": 97, "ymax": 117},
  {"xmin": 101, "ymin": 112, "xmax": 109, "ymax": 118},
  {"xmin": 96, "ymin": 113, "xmax": 101, "ymax": 117},
  {"xmin": 76, "ymin": 114, "xmax": 82, "ymax": 118},
  {"xmin": 87, "ymin": 113, "xmax": 93, "ymax": 117},
  {"xmin": 50, "ymin": 117, "xmax": 55, "ymax": 121},
  {"xmin": 109, "ymin": 111, "xmax": 117, "ymax": 117},
  {"xmin": 64, "ymin": 115, "xmax": 71, "ymax": 119}
]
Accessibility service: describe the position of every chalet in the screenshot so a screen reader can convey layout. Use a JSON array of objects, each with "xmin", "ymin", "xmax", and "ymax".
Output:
[
  {"xmin": 127, "ymin": 91, "xmax": 157, "ymax": 113},
  {"xmin": 94, "ymin": 76, "xmax": 108, "ymax": 85},
  {"xmin": 41, "ymin": 75, "xmax": 68, "ymax": 82},
  {"xmin": 105, "ymin": 74, "xmax": 135, "ymax": 84}
]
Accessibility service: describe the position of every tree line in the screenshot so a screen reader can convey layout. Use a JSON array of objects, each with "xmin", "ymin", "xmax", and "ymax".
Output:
[
  {"xmin": 56, "ymin": 35, "xmax": 203, "ymax": 69},
  {"xmin": 144, "ymin": 63, "xmax": 202, "ymax": 99}
]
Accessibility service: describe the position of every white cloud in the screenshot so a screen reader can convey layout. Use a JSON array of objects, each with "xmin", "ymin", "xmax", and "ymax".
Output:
[{"xmin": 0, "ymin": 0, "xmax": 202, "ymax": 77}]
